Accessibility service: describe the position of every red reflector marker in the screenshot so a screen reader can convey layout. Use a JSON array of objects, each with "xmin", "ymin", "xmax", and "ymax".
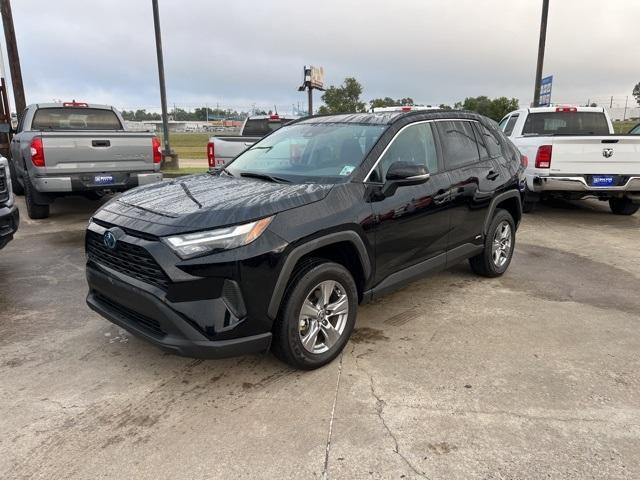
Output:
[
  {"xmin": 30, "ymin": 137, "xmax": 45, "ymax": 167},
  {"xmin": 401, "ymin": 106, "xmax": 412, "ymax": 111},
  {"xmin": 152, "ymin": 137, "xmax": 162, "ymax": 164},
  {"xmin": 535, "ymin": 145, "xmax": 552, "ymax": 168},
  {"xmin": 207, "ymin": 141, "xmax": 215, "ymax": 168},
  {"xmin": 521, "ymin": 155, "xmax": 529, "ymax": 168}
]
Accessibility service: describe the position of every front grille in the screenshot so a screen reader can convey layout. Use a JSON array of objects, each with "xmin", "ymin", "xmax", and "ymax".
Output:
[
  {"xmin": 0, "ymin": 172, "xmax": 7, "ymax": 203},
  {"xmin": 0, "ymin": 174, "xmax": 6, "ymax": 193},
  {"xmin": 94, "ymin": 293, "xmax": 166, "ymax": 337},
  {"xmin": 92, "ymin": 218, "xmax": 158, "ymax": 241},
  {"xmin": 86, "ymin": 230, "xmax": 170, "ymax": 290}
]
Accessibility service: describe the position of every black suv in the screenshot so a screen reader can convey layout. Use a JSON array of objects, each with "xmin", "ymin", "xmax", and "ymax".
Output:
[{"xmin": 85, "ymin": 110, "xmax": 525, "ymax": 369}]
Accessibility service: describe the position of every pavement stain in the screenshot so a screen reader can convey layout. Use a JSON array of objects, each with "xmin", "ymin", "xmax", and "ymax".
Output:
[{"xmin": 350, "ymin": 327, "xmax": 390, "ymax": 344}]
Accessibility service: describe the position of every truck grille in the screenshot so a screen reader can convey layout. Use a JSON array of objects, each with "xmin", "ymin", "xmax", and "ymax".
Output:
[
  {"xmin": 0, "ymin": 171, "xmax": 8, "ymax": 203},
  {"xmin": 94, "ymin": 293, "xmax": 166, "ymax": 337},
  {"xmin": 86, "ymin": 230, "xmax": 170, "ymax": 290}
]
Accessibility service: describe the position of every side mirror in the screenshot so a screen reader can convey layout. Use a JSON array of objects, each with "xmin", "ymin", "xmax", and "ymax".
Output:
[{"xmin": 381, "ymin": 161, "xmax": 430, "ymax": 197}]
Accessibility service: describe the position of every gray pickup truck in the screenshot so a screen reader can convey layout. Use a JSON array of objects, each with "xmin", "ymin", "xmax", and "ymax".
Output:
[
  {"xmin": 9, "ymin": 102, "xmax": 163, "ymax": 219},
  {"xmin": 207, "ymin": 114, "xmax": 298, "ymax": 169}
]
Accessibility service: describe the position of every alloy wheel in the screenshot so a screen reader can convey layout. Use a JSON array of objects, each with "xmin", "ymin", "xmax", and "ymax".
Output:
[
  {"xmin": 491, "ymin": 221, "xmax": 512, "ymax": 268},
  {"xmin": 298, "ymin": 280, "xmax": 349, "ymax": 354}
]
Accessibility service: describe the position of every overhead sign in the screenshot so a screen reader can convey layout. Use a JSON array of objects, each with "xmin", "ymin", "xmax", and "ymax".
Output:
[
  {"xmin": 539, "ymin": 75, "xmax": 553, "ymax": 106},
  {"xmin": 308, "ymin": 66, "xmax": 324, "ymax": 89}
]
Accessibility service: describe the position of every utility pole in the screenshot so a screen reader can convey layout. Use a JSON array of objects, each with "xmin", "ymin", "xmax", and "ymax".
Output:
[
  {"xmin": 151, "ymin": 0, "xmax": 177, "ymax": 168},
  {"xmin": 623, "ymin": 96, "xmax": 628, "ymax": 121},
  {"xmin": 0, "ymin": 0, "xmax": 26, "ymax": 114},
  {"xmin": 532, "ymin": 0, "xmax": 550, "ymax": 107}
]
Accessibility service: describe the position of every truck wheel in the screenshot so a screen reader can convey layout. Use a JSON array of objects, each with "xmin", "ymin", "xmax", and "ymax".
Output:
[
  {"xmin": 609, "ymin": 197, "xmax": 639, "ymax": 216},
  {"xmin": 8, "ymin": 159, "xmax": 24, "ymax": 195},
  {"xmin": 469, "ymin": 209, "xmax": 515, "ymax": 278},
  {"xmin": 273, "ymin": 261, "xmax": 357, "ymax": 370},
  {"xmin": 24, "ymin": 172, "xmax": 50, "ymax": 219}
]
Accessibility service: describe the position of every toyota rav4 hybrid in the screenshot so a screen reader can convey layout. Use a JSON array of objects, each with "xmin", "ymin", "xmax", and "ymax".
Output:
[{"xmin": 85, "ymin": 110, "xmax": 525, "ymax": 369}]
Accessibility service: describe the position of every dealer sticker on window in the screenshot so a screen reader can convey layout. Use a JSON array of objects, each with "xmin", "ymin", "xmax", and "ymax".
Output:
[{"xmin": 339, "ymin": 165, "xmax": 355, "ymax": 176}]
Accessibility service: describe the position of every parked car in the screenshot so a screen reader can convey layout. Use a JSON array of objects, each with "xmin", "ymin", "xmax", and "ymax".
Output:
[
  {"xmin": 85, "ymin": 110, "xmax": 525, "ymax": 369},
  {"xmin": 499, "ymin": 106, "xmax": 640, "ymax": 215},
  {"xmin": 9, "ymin": 101, "xmax": 163, "ymax": 219},
  {"xmin": 629, "ymin": 123, "xmax": 640, "ymax": 135},
  {"xmin": 207, "ymin": 114, "xmax": 298, "ymax": 169},
  {"xmin": 0, "ymin": 156, "xmax": 19, "ymax": 250}
]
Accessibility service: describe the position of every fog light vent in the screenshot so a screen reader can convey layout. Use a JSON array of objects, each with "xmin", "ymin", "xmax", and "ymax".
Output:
[{"xmin": 221, "ymin": 279, "xmax": 247, "ymax": 319}]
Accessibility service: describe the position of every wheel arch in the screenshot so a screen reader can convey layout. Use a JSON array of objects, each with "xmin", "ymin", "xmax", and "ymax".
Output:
[
  {"xmin": 267, "ymin": 231, "xmax": 372, "ymax": 319},
  {"xmin": 484, "ymin": 190, "xmax": 522, "ymax": 235}
]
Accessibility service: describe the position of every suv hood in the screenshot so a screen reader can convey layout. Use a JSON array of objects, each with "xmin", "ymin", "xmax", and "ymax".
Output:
[{"xmin": 95, "ymin": 174, "xmax": 333, "ymax": 236}]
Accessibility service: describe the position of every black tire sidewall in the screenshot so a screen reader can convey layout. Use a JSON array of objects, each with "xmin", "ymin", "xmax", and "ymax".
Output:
[
  {"xmin": 23, "ymin": 169, "xmax": 49, "ymax": 219},
  {"xmin": 278, "ymin": 262, "xmax": 357, "ymax": 369},
  {"xmin": 609, "ymin": 198, "xmax": 639, "ymax": 216}
]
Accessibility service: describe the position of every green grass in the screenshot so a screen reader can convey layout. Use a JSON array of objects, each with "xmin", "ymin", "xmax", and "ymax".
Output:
[
  {"xmin": 162, "ymin": 167, "xmax": 208, "ymax": 176},
  {"xmin": 158, "ymin": 133, "xmax": 217, "ymax": 160},
  {"xmin": 612, "ymin": 120, "xmax": 638, "ymax": 134}
]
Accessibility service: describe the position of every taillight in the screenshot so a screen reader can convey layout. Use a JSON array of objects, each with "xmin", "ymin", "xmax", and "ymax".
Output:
[
  {"xmin": 521, "ymin": 155, "xmax": 529, "ymax": 168},
  {"xmin": 30, "ymin": 137, "xmax": 45, "ymax": 167},
  {"xmin": 207, "ymin": 141, "xmax": 217, "ymax": 168},
  {"xmin": 535, "ymin": 145, "xmax": 552, "ymax": 168},
  {"xmin": 152, "ymin": 137, "xmax": 162, "ymax": 164}
]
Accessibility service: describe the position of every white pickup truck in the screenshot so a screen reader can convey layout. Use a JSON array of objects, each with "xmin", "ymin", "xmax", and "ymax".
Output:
[
  {"xmin": 206, "ymin": 114, "xmax": 297, "ymax": 169},
  {"xmin": 499, "ymin": 106, "xmax": 640, "ymax": 215}
]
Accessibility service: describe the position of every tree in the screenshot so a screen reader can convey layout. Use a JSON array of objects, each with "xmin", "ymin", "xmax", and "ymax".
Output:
[
  {"xmin": 633, "ymin": 82, "xmax": 640, "ymax": 107},
  {"xmin": 457, "ymin": 96, "xmax": 519, "ymax": 121},
  {"xmin": 318, "ymin": 77, "xmax": 367, "ymax": 114},
  {"xmin": 369, "ymin": 97, "xmax": 415, "ymax": 109}
]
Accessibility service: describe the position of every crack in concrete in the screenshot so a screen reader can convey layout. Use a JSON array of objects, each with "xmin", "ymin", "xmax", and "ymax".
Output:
[
  {"xmin": 321, "ymin": 352, "xmax": 344, "ymax": 480},
  {"xmin": 367, "ymin": 374, "xmax": 430, "ymax": 479}
]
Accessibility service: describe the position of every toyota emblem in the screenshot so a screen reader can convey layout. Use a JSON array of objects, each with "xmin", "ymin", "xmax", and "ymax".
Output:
[{"xmin": 103, "ymin": 230, "xmax": 117, "ymax": 250}]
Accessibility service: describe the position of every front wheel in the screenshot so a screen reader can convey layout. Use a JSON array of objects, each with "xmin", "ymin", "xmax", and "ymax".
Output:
[
  {"xmin": 469, "ymin": 209, "xmax": 516, "ymax": 277},
  {"xmin": 609, "ymin": 197, "xmax": 639, "ymax": 216},
  {"xmin": 273, "ymin": 261, "xmax": 358, "ymax": 370}
]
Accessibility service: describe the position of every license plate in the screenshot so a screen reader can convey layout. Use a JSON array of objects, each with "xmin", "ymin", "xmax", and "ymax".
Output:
[
  {"xmin": 94, "ymin": 175, "xmax": 114, "ymax": 185},
  {"xmin": 591, "ymin": 175, "xmax": 615, "ymax": 187}
]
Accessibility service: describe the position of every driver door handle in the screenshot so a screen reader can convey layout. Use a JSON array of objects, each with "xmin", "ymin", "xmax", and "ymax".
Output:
[{"xmin": 486, "ymin": 170, "xmax": 500, "ymax": 181}]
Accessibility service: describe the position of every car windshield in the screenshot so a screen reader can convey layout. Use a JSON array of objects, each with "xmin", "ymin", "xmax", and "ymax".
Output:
[{"xmin": 226, "ymin": 122, "xmax": 387, "ymax": 183}]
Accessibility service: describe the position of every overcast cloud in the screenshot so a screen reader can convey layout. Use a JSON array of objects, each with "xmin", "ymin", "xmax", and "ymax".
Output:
[{"xmin": 3, "ymin": 0, "xmax": 639, "ymax": 113}]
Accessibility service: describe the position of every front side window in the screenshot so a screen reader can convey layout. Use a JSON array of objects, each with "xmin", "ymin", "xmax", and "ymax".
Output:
[
  {"xmin": 370, "ymin": 123, "xmax": 438, "ymax": 182},
  {"xmin": 31, "ymin": 108, "xmax": 122, "ymax": 130},
  {"xmin": 227, "ymin": 122, "xmax": 387, "ymax": 183},
  {"xmin": 503, "ymin": 114, "xmax": 519, "ymax": 136},
  {"xmin": 436, "ymin": 121, "xmax": 480, "ymax": 170}
]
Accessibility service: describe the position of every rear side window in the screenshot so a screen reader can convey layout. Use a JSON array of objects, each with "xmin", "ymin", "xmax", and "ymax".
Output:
[
  {"xmin": 631, "ymin": 124, "xmax": 640, "ymax": 135},
  {"xmin": 372, "ymin": 123, "xmax": 438, "ymax": 182},
  {"xmin": 503, "ymin": 114, "xmax": 519, "ymax": 136},
  {"xmin": 522, "ymin": 112, "xmax": 609, "ymax": 136},
  {"xmin": 436, "ymin": 121, "xmax": 480, "ymax": 169},
  {"xmin": 242, "ymin": 118, "xmax": 294, "ymax": 137},
  {"xmin": 476, "ymin": 124, "xmax": 503, "ymax": 158},
  {"xmin": 31, "ymin": 108, "xmax": 122, "ymax": 130}
]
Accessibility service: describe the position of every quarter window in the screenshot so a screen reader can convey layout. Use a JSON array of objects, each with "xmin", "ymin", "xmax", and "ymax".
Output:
[
  {"xmin": 372, "ymin": 123, "xmax": 438, "ymax": 182},
  {"xmin": 436, "ymin": 121, "xmax": 480, "ymax": 170},
  {"xmin": 477, "ymin": 124, "xmax": 503, "ymax": 158}
]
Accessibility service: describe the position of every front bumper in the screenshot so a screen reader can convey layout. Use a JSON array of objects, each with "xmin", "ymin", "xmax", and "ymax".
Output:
[
  {"xmin": 0, "ymin": 201, "xmax": 19, "ymax": 249},
  {"xmin": 33, "ymin": 172, "xmax": 162, "ymax": 193},
  {"xmin": 530, "ymin": 175, "xmax": 640, "ymax": 193},
  {"xmin": 86, "ymin": 265, "xmax": 272, "ymax": 358}
]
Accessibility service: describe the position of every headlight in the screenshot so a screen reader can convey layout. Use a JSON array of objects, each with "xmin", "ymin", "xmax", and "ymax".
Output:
[{"xmin": 162, "ymin": 216, "xmax": 273, "ymax": 259}]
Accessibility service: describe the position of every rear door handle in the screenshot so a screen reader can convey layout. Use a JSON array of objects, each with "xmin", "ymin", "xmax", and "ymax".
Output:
[
  {"xmin": 433, "ymin": 189, "xmax": 450, "ymax": 204},
  {"xmin": 92, "ymin": 140, "xmax": 111, "ymax": 147},
  {"xmin": 486, "ymin": 170, "xmax": 500, "ymax": 181}
]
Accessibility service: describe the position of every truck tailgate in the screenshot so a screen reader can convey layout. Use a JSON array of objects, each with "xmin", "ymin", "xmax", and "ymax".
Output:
[
  {"xmin": 41, "ymin": 132, "xmax": 155, "ymax": 174},
  {"xmin": 549, "ymin": 137, "xmax": 640, "ymax": 175}
]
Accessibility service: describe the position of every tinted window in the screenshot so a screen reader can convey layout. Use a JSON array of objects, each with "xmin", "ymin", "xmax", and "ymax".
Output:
[
  {"xmin": 227, "ymin": 123, "xmax": 386, "ymax": 183},
  {"xmin": 503, "ymin": 114, "xmax": 518, "ymax": 136},
  {"xmin": 630, "ymin": 124, "xmax": 640, "ymax": 135},
  {"xmin": 476, "ymin": 124, "xmax": 503, "ymax": 158},
  {"xmin": 242, "ymin": 118, "xmax": 295, "ymax": 136},
  {"xmin": 436, "ymin": 121, "xmax": 480, "ymax": 169},
  {"xmin": 32, "ymin": 108, "xmax": 122, "ymax": 130},
  {"xmin": 522, "ymin": 112, "xmax": 609, "ymax": 136},
  {"xmin": 373, "ymin": 123, "xmax": 438, "ymax": 182}
]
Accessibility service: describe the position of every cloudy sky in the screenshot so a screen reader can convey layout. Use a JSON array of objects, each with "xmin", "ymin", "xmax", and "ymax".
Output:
[{"xmin": 2, "ymin": 0, "xmax": 639, "ymax": 113}]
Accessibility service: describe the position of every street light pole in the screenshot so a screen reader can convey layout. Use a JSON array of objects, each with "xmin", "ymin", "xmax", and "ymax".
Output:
[
  {"xmin": 151, "ymin": 0, "xmax": 175, "ymax": 167},
  {"xmin": 533, "ymin": 0, "xmax": 550, "ymax": 107}
]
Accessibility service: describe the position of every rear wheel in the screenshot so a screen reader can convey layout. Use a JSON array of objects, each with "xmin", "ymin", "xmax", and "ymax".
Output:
[
  {"xmin": 24, "ymin": 171, "xmax": 50, "ymax": 219},
  {"xmin": 273, "ymin": 261, "xmax": 357, "ymax": 370},
  {"xmin": 8, "ymin": 159, "xmax": 24, "ymax": 195},
  {"xmin": 469, "ymin": 209, "xmax": 515, "ymax": 277},
  {"xmin": 609, "ymin": 197, "xmax": 639, "ymax": 216}
]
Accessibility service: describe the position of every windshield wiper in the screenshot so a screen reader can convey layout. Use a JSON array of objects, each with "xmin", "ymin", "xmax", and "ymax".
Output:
[{"xmin": 240, "ymin": 171, "xmax": 291, "ymax": 183}]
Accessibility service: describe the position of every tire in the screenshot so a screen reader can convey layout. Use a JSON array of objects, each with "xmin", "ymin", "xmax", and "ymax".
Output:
[
  {"xmin": 609, "ymin": 197, "xmax": 639, "ymax": 216},
  {"xmin": 273, "ymin": 261, "xmax": 358, "ymax": 370},
  {"xmin": 469, "ymin": 208, "xmax": 516, "ymax": 278},
  {"xmin": 8, "ymin": 159, "xmax": 24, "ymax": 195},
  {"xmin": 24, "ymin": 171, "xmax": 50, "ymax": 219}
]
